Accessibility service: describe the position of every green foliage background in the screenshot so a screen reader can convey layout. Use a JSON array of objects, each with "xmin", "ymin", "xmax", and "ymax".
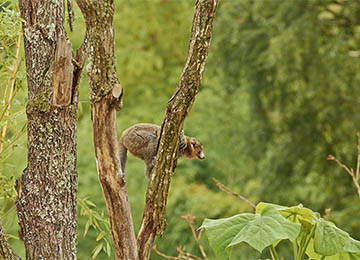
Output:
[{"xmin": 1, "ymin": 0, "xmax": 360, "ymax": 259}]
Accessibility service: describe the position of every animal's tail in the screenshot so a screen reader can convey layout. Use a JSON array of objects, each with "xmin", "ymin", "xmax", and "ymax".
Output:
[{"xmin": 119, "ymin": 139, "xmax": 127, "ymax": 175}]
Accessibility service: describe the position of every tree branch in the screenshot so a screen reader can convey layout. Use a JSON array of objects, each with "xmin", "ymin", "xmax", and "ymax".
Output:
[
  {"xmin": 76, "ymin": 1, "xmax": 137, "ymax": 260},
  {"xmin": 137, "ymin": 1, "xmax": 220, "ymax": 259},
  {"xmin": 327, "ymin": 134, "xmax": 360, "ymax": 199},
  {"xmin": 181, "ymin": 213, "xmax": 209, "ymax": 260},
  {"xmin": 212, "ymin": 178, "xmax": 256, "ymax": 211}
]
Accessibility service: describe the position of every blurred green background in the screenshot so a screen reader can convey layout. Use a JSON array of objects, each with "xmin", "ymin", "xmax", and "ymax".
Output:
[{"xmin": 1, "ymin": 0, "xmax": 360, "ymax": 259}]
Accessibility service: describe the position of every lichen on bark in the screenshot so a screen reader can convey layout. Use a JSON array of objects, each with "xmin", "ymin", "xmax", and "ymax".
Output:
[{"xmin": 15, "ymin": 0, "xmax": 85, "ymax": 259}]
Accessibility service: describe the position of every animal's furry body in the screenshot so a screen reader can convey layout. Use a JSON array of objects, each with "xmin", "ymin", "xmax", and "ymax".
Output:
[{"xmin": 119, "ymin": 123, "xmax": 204, "ymax": 178}]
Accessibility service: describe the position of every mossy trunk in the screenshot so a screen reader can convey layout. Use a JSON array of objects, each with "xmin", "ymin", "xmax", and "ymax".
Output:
[
  {"xmin": 137, "ymin": 1, "xmax": 220, "ymax": 259},
  {"xmin": 15, "ymin": 0, "xmax": 85, "ymax": 259}
]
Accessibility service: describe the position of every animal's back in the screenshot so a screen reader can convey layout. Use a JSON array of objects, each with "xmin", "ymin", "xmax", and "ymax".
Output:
[{"xmin": 120, "ymin": 123, "xmax": 160, "ymax": 160}]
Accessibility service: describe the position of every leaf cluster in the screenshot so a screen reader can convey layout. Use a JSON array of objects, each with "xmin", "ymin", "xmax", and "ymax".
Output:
[
  {"xmin": 201, "ymin": 202, "xmax": 360, "ymax": 260},
  {"xmin": 78, "ymin": 197, "xmax": 113, "ymax": 259}
]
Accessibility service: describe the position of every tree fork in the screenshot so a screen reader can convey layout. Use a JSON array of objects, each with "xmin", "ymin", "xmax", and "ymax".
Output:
[{"xmin": 137, "ymin": 1, "xmax": 220, "ymax": 259}]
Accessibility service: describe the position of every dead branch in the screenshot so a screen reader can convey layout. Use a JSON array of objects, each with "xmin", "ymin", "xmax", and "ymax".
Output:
[{"xmin": 77, "ymin": 1, "xmax": 137, "ymax": 259}]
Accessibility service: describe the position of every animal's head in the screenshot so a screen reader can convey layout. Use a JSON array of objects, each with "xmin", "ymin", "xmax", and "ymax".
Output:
[{"xmin": 185, "ymin": 137, "xmax": 205, "ymax": 160}]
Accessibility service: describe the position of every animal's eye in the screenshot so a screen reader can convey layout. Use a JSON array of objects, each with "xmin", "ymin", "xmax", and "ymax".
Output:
[{"xmin": 191, "ymin": 140, "xmax": 196, "ymax": 146}]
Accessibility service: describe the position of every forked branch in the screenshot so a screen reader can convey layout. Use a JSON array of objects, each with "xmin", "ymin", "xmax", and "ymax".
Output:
[{"xmin": 327, "ymin": 132, "xmax": 360, "ymax": 199}]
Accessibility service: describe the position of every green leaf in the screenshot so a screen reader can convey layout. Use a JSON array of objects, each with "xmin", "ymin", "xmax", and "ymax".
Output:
[
  {"xmin": 201, "ymin": 205, "xmax": 301, "ymax": 260},
  {"xmin": 201, "ymin": 213, "xmax": 253, "ymax": 260},
  {"xmin": 96, "ymin": 231, "xmax": 105, "ymax": 241},
  {"xmin": 228, "ymin": 206, "xmax": 301, "ymax": 251},
  {"xmin": 344, "ymin": 238, "xmax": 360, "ymax": 253},
  {"xmin": 308, "ymin": 241, "xmax": 360, "ymax": 260},
  {"xmin": 106, "ymin": 240, "xmax": 111, "ymax": 257},
  {"xmin": 314, "ymin": 218, "xmax": 350, "ymax": 256},
  {"xmin": 92, "ymin": 242, "xmax": 104, "ymax": 259},
  {"xmin": 84, "ymin": 220, "xmax": 91, "ymax": 237},
  {"xmin": 256, "ymin": 202, "xmax": 314, "ymax": 225},
  {"xmin": 307, "ymin": 237, "xmax": 360, "ymax": 260},
  {"xmin": 86, "ymin": 199, "xmax": 97, "ymax": 207}
]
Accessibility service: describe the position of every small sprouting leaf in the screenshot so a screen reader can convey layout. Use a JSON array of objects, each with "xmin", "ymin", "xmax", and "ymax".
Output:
[
  {"xmin": 256, "ymin": 202, "xmax": 314, "ymax": 225},
  {"xmin": 106, "ymin": 240, "xmax": 111, "ymax": 257},
  {"xmin": 86, "ymin": 199, "xmax": 97, "ymax": 207},
  {"xmin": 96, "ymin": 231, "xmax": 105, "ymax": 241},
  {"xmin": 314, "ymin": 218, "xmax": 350, "ymax": 256},
  {"xmin": 201, "ymin": 205, "xmax": 301, "ymax": 260},
  {"xmin": 92, "ymin": 216, "xmax": 100, "ymax": 229},
  {"xmin": 80, "ymin": 207, "xmax": 86, "ymax": 216},
  {"xmin": 92, "ymin": 242, "xmax": 104, "ymax": 259},
  {"xmin": 84, "ymin": 220, "xmax": 91, "ymax": 237}
]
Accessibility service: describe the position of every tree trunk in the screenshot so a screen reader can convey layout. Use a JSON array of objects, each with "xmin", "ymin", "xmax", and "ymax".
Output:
[
  {"xmin": 137, "ymin": 1, "xmax": 220, "ymax": 259},
  {"xmin": 76, "ymin": 1, "xmax": 138, "ymax": 260},
  {"xmin": 0, "ymin": 221, "xmax": 20, "ymax": 260},
  {"xmin": 15, "ymin": 0, "xmax": 85, "ymax": 259}
]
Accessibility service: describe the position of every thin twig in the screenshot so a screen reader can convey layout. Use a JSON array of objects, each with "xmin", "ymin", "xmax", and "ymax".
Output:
[
  {"xmin": 152, "ymin": 245, "xmax": 180, "ymax": 260},
  {"xmin": 152, "ymin": 245, "xmax": 202, "ymax": 260},
  {"xmin": 356, "ymin": 132, "xmax": 360, "ymax": 182},
  {"xmin": 212, "ymin": 178, "xmax": 256, "ymax": 211},
  {"xmin": 181, "ymin": 213, "xmax": 209, "ymax": 260},
  {"xmin": 177, "ymin": 247, "xmax": 203, "ymax": 260},
  {"xmin": 328, "ymin": 152, "xmax": 360, "ymax": 199}
]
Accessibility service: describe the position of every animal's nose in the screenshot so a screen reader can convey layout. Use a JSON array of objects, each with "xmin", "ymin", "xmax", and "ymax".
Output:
[{"xmin": 199, "ymin": 152, "xmax": 205, "ymax": 159}]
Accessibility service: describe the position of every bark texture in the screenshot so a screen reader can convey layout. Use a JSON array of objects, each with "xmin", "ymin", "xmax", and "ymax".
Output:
[
  {"xmin": 76, "ymin": 1, "xmax": 138, "ymax": 260},
  {"xmin": 137, "ymin": 1, "xmax": 220, "ymax": 259},
  {"xmin": 0, "ymin": 221, "xmax": 20, "ymax": 260},
  {"xmin": 16, "ymin": 0, "xmax": 85, "ymax": 259}
]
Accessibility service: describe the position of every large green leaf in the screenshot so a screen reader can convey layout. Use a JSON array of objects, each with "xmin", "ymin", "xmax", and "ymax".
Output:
[
  {"xmin": 200, "ymin": 205, "xmax": 300, "ymax": 260},
  {"xmin": 201, "ymin": 214, "xmax": 253, "ymax": 260},
  {"xmin": 314, "ymin": 218, "xmax": 350, "ymax": 256}
]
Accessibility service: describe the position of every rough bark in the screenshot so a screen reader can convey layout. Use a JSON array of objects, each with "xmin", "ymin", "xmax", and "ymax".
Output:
[
  {"xmin": 137, "ymin": 1, "xmax": 220, "ymax": 259},
  {"xmin": 15, "ymin": 0, "xmax": 85, "ymax": 259},
  {"xmin": 0, "ymin": 221, "xmax": 20, "ymax": 260},
  {"xmin": 76, "ymin": 1, "xmax": 138, "ymax": 260}
]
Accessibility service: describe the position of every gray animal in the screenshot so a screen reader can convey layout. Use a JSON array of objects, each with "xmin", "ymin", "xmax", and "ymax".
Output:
[{"xmin": 119, "ymin": 123, "xmax": 205, "ymax": 178}]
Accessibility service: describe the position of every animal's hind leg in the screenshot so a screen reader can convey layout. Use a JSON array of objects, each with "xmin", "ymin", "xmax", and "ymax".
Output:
[{"xmin": 144, "ymin": 157, "xmax": 154, "ymax": 178}]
